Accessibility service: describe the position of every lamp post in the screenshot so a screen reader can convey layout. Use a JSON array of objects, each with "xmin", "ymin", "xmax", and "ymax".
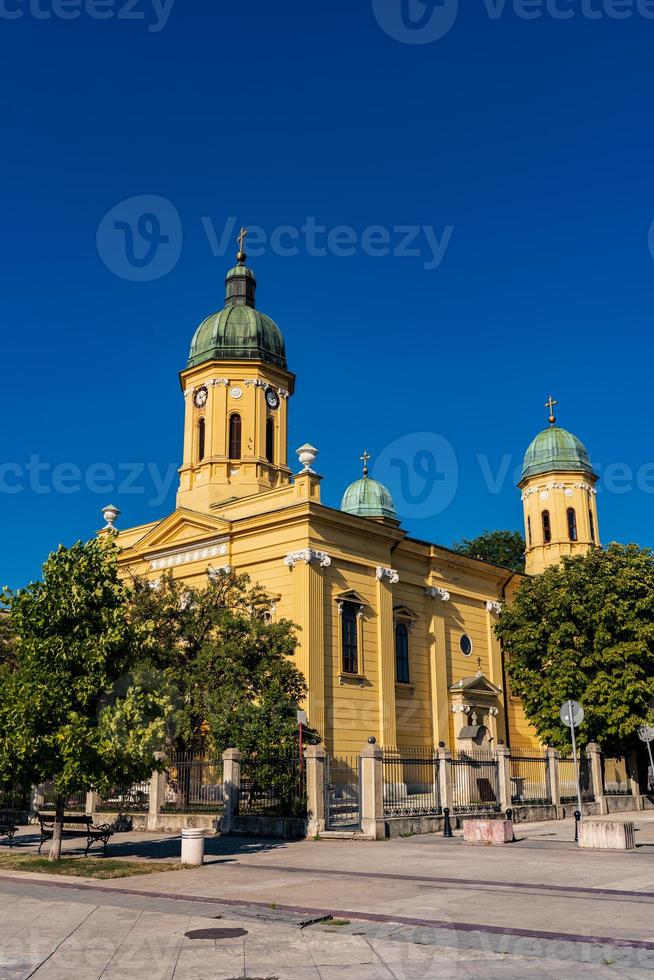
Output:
[{"xmin": 560, "ymin": 700, "xmax": 585, "ymax": 819}]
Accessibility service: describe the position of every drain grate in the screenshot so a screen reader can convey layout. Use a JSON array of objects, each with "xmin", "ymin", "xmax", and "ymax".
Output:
[{"xmin": 185, "ymin": 927, "xmax": 248, "ymax": 940}]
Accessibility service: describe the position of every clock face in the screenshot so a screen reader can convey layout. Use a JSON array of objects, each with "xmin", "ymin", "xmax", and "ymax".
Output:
[
  {"xmin": 265, "ymin": 387, "xmax": 280, "ymax": 410},
  {"xmin": 193, "ymin": 386, "xmax": 208, "ymax": 409},
  {"xmin": 230, "ymin": 386, "xmax": 243, "ymax": 400}
]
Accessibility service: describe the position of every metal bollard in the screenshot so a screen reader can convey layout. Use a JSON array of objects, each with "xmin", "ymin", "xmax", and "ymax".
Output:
[
  {"xmin": 443, "ymin": 807, "xmax": 453, "ymax": 838},
  {"xmin": 506, "ymin": 808, "xmax": 517, "ymax": 842},
  {"xmin": 574, "ymin": 810, "xmax": 582, "ymax": 843}
]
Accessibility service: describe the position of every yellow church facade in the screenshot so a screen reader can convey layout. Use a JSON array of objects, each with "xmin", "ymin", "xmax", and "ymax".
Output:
[{"xmin": 107, "ymin": 242, "xmax": 601, "ymax": 756}]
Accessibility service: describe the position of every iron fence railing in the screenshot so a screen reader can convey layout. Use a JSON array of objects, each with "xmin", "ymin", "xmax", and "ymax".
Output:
[
  {"xmin": 164, "ymin": 754, "xmax": 224, "ymax": 812},
  {"xmin": 559, "ymin": 756, "xmax": 595, "ymax": 803},
  {"xmin": 452, "ymin": 752, "xmax": 501, "ymax": 813},
  {"xmin": 509, "ymin": 749, "xmax": 551, "ymax": 806},
  {"xmin": 238, "ymin": 752, "xmax": 306, "ymax": 818},
  {"xmin": 325, "ymin": 754, "xmax": 361, "ymax": 829},
  {"xmin": 382, "ymin": 747, "xmax": 441, "ymax": 816},
  {"xmin": 0, "ymin": 782, "xmax": 30, "ymax": 811},
  {"xmin": 602, "ymin": 756, "xmax": 632, "ymax": 796},
  {"xmin": 96, "ymin": 780, "xmax": 150, "ymax": 812},
  {"xmin": 41, "ymin": 782, "xmax": 87, "ymax": 812}
]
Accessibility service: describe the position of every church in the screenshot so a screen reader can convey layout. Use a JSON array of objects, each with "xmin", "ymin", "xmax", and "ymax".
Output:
[{"xmin": 105, "ymin": 237, "xmax": 601, "ymax": 754}]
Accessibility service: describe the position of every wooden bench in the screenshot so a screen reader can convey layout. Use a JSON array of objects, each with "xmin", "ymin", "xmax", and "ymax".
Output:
[
  {"xmin": 0, "ymin": 817, "xmax": 18, "ymax": 848},
  {"xmin": 37, "ymin": 812, "xmax": 114, "ymax": 857}
]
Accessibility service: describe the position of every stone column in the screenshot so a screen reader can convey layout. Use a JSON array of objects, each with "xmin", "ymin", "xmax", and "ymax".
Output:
[
  {"xmin": 221, "ymin": 748, "xmax": 242, "ymax": 835},
  {"xmin": 546, "ymin": 747, "xmax": 561, "ymax": 808},
  {"xmin": 425, "ymin": 589, "xmax": 450, "ymax": 747},
  {"xmin": 495, "ymin": 742, "xmax": 512, "ymax": 812},
  {"xmin": 437, "ymin": 742, "xmax": 454, "ymax": 813},
  {"xmin": 627, "ymin": 751, "xmax": 644, "ymax": 810},
  {"xmin": 30, "ymin": 783, "xmax": 48, "ymax": 821},
  {"xmin": 85, "ymin": 791, "xmax": 99, "ymax": 817},
  {"xmin": 147, "ymin": 752, "xmax": 167, "ymax": 830},
  {"xmin": 586, "ymin": 742, "xmax": 608, "ymax": 815},
  {"xmin": 376, "ymin": 570, "xmax": 398, "ymax": 747},
  {"xmin": 305, "ymin": 744, "xmax": 326, "ymax": 838},
  {"xmin": 286, "ymin": 548, "xmax": 329, "ymax": 742},
  {"xmin": 485, "ymin": 603, "xmax": 507, "ymax": 743},
  {"xmin": 360, "ymin": 738, "xmax": 385, "ymax": 840}
]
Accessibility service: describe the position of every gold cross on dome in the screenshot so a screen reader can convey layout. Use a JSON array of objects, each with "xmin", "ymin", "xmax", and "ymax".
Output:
[
  {"xmin": 361, "ymin": 450, "xmax": 371, "ymax": 476},
  {"xmin": 237, "ymin": 226, "xmax": 248, "ymax": 255},
  {"xmin": 545, "ymin": 395, "xmax": 557, "ymax": 424}
]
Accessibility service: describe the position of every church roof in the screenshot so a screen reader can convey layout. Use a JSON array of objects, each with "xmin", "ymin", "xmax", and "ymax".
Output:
[
  {"xmin": 521, "ymin": 424, "xmax": 593, "ymax": 482},
  {"xmin": 341, "ymin": 475, "xmax": 397, "ymax": 521},
  {"xmin": 187, "ymin": 257, "xmax": 287, "ymax": 369}
]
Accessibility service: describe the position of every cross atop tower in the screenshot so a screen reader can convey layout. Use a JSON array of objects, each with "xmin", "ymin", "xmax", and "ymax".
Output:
[
  {"xmin": 236, "ymin": 227, "xmax": 248, "ymax": 263},
  {"xmin": 545, "ymin": 395, "xmax": 557, "ymax": 425},
  {"xmin": 361, "ymin": 450, "xmax": 371, "ymax": 477}
]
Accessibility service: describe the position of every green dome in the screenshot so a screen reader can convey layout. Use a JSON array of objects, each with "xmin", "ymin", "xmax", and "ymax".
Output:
[
  {"xmin": 341, "ymin": 476, "xmax": 397, "ymax": 520},
  {"xmin": 187, "ymin": 261, "xmax": 287, "ymax": 369},
  {"xmin": 522, "ymin": 425, "xmax": 593, "ymax": 481}
]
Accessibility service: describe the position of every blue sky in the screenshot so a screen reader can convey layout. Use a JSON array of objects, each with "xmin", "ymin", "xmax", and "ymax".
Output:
[{"xmin": 2, "ymin": 0, "xmax": 654, "ymax": 589}]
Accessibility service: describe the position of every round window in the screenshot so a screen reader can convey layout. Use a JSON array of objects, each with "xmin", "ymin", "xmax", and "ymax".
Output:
[{"xmin": 460, "ymin": 634, "xmax": 473, "ymax": 657}]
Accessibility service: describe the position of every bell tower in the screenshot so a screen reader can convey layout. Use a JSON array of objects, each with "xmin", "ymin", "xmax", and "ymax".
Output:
[
  {"xmin": 520, "ymin": 398, "xmax": 600, "ymax": 576},
  {"xmin": 177, "ymin": 232, "xmax": 295, "ymax": 512}
]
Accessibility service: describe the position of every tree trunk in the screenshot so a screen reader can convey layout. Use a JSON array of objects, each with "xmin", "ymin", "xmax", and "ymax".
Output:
[{"xmin": 49, "ymin": 795, "xmax": 64, "ymax": 862}]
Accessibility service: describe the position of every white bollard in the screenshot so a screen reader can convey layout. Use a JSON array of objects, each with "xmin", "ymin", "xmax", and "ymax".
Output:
[{"xmin": 181, "ymin": 827, "xmax": 205, "ymax": 865}]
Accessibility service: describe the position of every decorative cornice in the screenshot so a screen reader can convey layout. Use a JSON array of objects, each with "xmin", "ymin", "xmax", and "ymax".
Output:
[
  {"xmin": 376, "ymin": 566, "xmax": 400, "ymax": 585},
  {"xmin": 149, "ymin": 539, "xmax": 228, "ymax": 571},
  {"xmin": 284, "ymin": 549, "xmax": 332, "ymax": 569},
  {"xmin": 522, "ymin": 481, "xmax": 597, "ymax": 501},
  {"xmin": 278, "ymin": 388, "xmax": 290, "ymax": 399},
  {"xmin": 207, "ymin": 565, "xmax": 233, "ymax": 580},
  {"xmin": 244, "ymin": 379, "xmax": 266, "ymax": 389},
  {"xmin": 452, "ymin": 703, "xmax": 472, "ymax": 714},
  {"xmin": 485, "ymin": 601, "xmax": 503, "ymax": 615},
  {"xmin": 425, "ymin": 587, "xmax": 450, "ymax": 602}
]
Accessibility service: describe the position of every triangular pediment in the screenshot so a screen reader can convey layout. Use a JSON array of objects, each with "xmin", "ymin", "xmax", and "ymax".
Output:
[
  {"xmin": 449, "ymin": 673, "xmax": 502, "ymax": 697},
  {"xmin": 134, "ymin": 508, "xmax": 230, "ymax": 558}
]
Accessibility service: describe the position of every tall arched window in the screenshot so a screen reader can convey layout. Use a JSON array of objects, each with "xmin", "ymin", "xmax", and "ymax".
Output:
[
  {"xmin": 527, "ymin": 516, "xmax": 532, "ymax": 547},
  {"xmin": 589, "ymin": 509, "xmax": 596, "ymax": 544},
  {"xmin": 265, "ymin": 417, "xmax": 275, "ymax": 464},
  {"xmin": 395, "ymin": 623, "xmax": 410, "ymax": 684},
  {"xmin": 542, "ymin": 510, "xmax": 552, "ymax": 544},
  {"xmin": 197, "ymin": 419, "xmax": 206, "ymax": 463},
  {"xmin": 228, "ymin": 414, "xmax": 242, "ymax": 460},
  {"xmin": 341, "ymin": 604, "xmax": 358, "ymax": 675},
  {"xmin": 567, "ymin": 507, "xmax": 578, "ymax": 542}
]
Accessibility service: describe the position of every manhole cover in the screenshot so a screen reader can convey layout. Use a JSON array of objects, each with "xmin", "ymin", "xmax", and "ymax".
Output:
[{"xmin": 185, "ymin": 928, "xmax": 248, "ymax": 940}]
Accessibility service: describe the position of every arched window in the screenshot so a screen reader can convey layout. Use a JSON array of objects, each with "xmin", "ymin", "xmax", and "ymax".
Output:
[
  {"xmin": 341, "ymin": 604, "xmax": 358, "ymax": 675},
  {"xmin": 266, "ymin": 417, "xmax": 275, "ymax": 464},
  {"xmin": 527, "ymin": 517, "xmax": 532, "ymax": 547},
  {"xmin": 228, "ymin": 414, "xmax": 242, "ymax": 460},
  {"xmin": 589, "ymin": 509, "xmax": 596, "ymax": 544},
  {"xmin": 395, "ymin": 623, "xmax": 410, "ymax": 684},
  {"xmin": 197, "ymin": 419, "xmax": 206, "ymax": 463},
  {"xmin": 567, "ymin": 507, "xmax": 578, "ymax": 542},
  {"xmin": 542, "ymin": 510, "xmax": 552, "ymax": 544}
]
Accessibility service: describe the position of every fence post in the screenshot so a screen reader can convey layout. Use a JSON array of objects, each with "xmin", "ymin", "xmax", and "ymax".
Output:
[
  {"xmin": 147, "ymin": 751, "xmax": 167, "ymax": 830},
  {"xmin": 546, "ymin": 747, "xmax": 561, "ymax": 811},
  {"xmin": 586, "ymin": 743, "xmax": 607, "ymax": 814},
  {"xmin": 360, "ymin": 738, "xmax": 385, "ymax": 840},
  {"xmin": 437, "ymin": 742, "xmax": 454, "ymax": 814},
  {"xmin": 627, "ymin": 751, "xmax": 644, "ymax": 810},
  {"xmin": 305, "ymin": 743, "xmax": 326, "ymax": 838},
  {"xmin": 85, "ymin": 790, "xmax": 99, "ymax": 816},
  {"xmin": 30, "ymin": 783, "xmax": 47, "ymax": 820},
  {"xmin": 221, "ymin": 748, "xmax": 242, "ymax": 834},
  {"xmin": 495, "ymin": 742, "xmax": 512, "ymax": 812}
]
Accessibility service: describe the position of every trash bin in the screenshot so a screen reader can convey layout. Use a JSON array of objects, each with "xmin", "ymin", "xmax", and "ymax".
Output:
[{"xmin": 181, "ymin": 827, "xmax": 205, "ymax": 866}]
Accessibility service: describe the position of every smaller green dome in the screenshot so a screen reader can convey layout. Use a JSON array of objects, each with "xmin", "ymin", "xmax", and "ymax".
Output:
[
  {"xmin": 341, "ymin": 475, "xmax": 397, "ymax": 520},
  {"xmin": 522, "ymin": 425, "xmax": 593, "ymax": 481}
]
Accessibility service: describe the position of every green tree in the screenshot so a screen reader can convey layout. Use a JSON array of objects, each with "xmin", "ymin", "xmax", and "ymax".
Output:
[
  {"xmin": 495, "ymin": 544, "xmax": 654, "ymax": 754},
  {"xmin": 0, "ymin": 539, "xmax": 169, "ymax": 860},
  {"xmin": 130, "ymin": 570, "xmax": 311, "ymax": 758},
  {"xmin": 453, "ymin": 529, "xmax": 526, "ymax": 572}
]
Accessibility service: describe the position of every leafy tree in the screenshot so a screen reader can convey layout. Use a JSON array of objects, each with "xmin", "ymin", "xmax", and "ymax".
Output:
[
  {"xmin": 453, "ymin": 529, "xmax": 525, "ymax": 572},
  {"xmin": 130, "ymin": 570, "xmax": 311, "ymax": 759},
  {"xmin": 0, "ymin": 539, "xmax": 169, "ymax": 860},
  {"xmin": 495, "ymin": 544, "xmax": 654, "ymax": 754}
]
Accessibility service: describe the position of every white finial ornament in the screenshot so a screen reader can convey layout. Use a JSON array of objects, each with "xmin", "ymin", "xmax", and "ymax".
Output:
[
  {"xmin": 296, "ymin": 444, "xmax": 318, "ymax": 474},
  {"xmin": 101, "ymin": 504, "xmax": 120, "ymax": 531}
]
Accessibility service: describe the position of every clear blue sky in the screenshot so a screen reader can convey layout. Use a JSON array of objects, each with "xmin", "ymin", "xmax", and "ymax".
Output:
[{"xmin": 2, "ymin": 0, "xmax": 654, "ymax": 589}]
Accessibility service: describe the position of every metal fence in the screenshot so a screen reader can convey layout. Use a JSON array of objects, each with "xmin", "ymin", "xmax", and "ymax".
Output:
[
  {"xmin": 382, "ymin": 747, "xmax": 441, "ymax": 817},
  {"xmin": 164, "ymin": 753, "xmax": 224, "ymax": 812},
  {"xmin": 559, "ymin": 756, "xmax": 595, "ymax": 803},
  {"xmin": 325, "ymin": 754, "xmax": 361, "ymax": 829},
  {"xmin": 452, "ymin": 752, "xmax": 501, "ymax": 813},
  {"xmin": 96, "ymin": 780, "xmax": 150, "ymax": 812},
  {"xmin": 41, "ymin": 782, "xmax": 87, "ymax": 812},
  {"xmin": 239, "ymin": 752, "xmax": 306, "ymax": 818},
  {"xmin": 602, "ymin": 756, "xmax": 632, "ymax": 796},
  {"xmin": 0, "ymin": 782, "xmax": 30, "ymax": 811},
  {"xmin": 509, "ymin": 749, "xmax": 551, "ymax": 806}
]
